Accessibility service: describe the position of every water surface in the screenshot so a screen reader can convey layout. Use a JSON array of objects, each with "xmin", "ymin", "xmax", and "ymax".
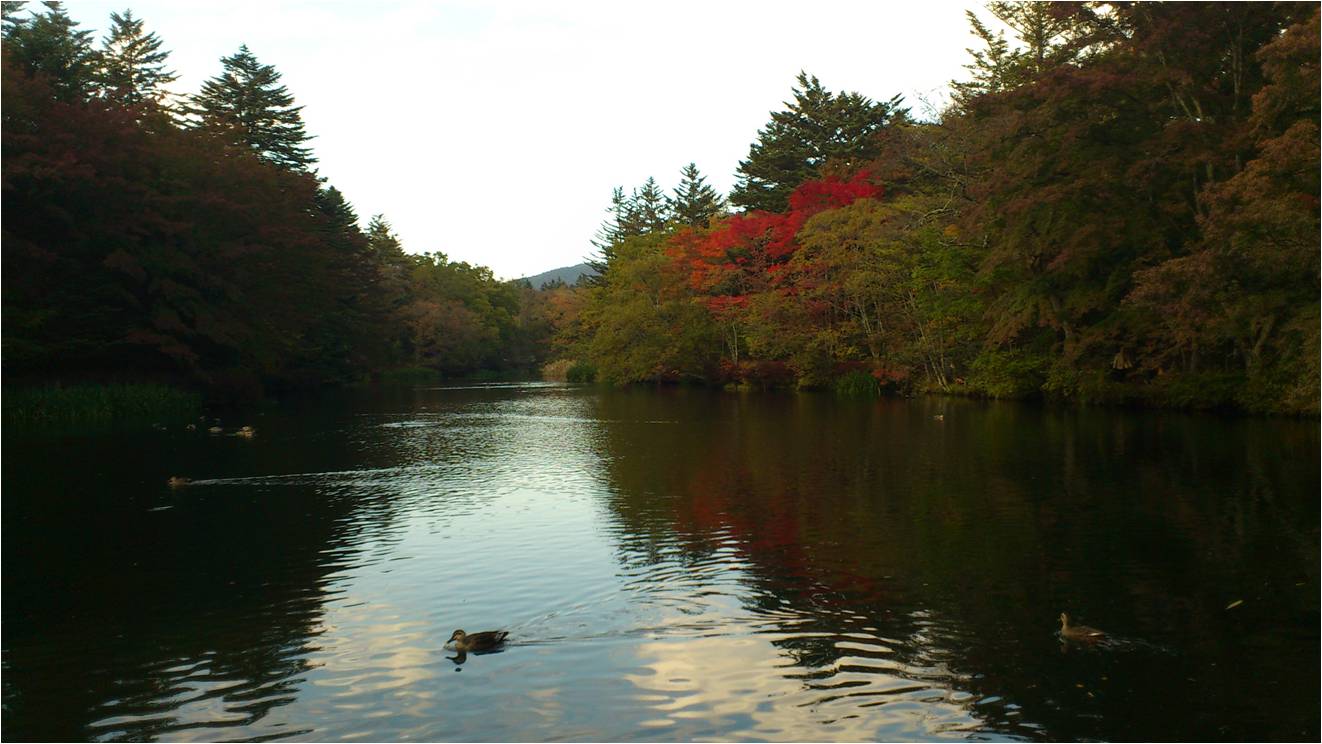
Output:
[{"xmin": 4, "ymin": 383, "xmax": 1318, "ymax": 740}]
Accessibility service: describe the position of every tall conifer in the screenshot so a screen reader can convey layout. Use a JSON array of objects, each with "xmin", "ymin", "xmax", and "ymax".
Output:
[
  {"xmin": 3, "ymin": 1, "xmax": 96, "ymax": 102},
  {"xmin": 670, "ymin": 163, "xmax": 726, "ymax": 227},
  {"xmin": 731, "ymin": 72, "xmax": 905, "ymax": 213},
  {"xmin": 96, "ymin": 10, "xmax": 176, "ymax": 108},
  {"xmin": 189, "ymin": 45, "xmax": 315, "ymax": 171}
]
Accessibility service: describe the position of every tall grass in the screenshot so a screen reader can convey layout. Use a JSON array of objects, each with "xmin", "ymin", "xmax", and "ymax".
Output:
[
  {"xmin": 833, "ymin": 370, "xmax": 881, "ymax": 398},
  {"xmin": 566, "ymin": 361, "xmax": 597, "ymax": 383},
  {"xmin": 3, "ymin": 383, "xmax": 201, "ymax": 433}
]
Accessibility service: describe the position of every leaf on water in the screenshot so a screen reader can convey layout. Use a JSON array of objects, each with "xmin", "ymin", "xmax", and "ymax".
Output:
[{"xmin": 1225, "ymin": 599, "xmax": 1244, "ymax": 610}]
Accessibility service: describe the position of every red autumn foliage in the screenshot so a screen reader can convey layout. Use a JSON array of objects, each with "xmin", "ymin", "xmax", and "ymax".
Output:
[{"xmin": 669, "ymin": 172, "xmax": 882, "ymax": 314}]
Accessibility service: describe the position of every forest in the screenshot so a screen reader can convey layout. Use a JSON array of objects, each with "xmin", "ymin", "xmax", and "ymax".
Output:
[
  {"xmin": 1, "ymin": 1, "xmax": 558, "ymax": 408},
  {"xmin": 2, "ymin": 1, "xmax": 1318, "ymax": 417}
]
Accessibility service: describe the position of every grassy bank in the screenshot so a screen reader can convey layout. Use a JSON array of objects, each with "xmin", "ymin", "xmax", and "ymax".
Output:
[{"xmin": 3, "ymin": 383, "xmax": 202, "ymax": 433}]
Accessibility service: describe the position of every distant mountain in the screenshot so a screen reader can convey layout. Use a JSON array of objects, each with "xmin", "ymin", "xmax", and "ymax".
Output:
[{"xmin": 520, "ymin": 262, "xmax": 597, "ymax": 289}]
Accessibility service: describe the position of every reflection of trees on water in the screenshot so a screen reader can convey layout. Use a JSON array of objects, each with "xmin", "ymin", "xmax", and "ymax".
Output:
[
  {"xmin": 2, "ymin": 401, "xmax": 409, "ymax": 742},
  {"xmin": 589, "ymin": 388, "xmax": 1320, "ymax": 741}
]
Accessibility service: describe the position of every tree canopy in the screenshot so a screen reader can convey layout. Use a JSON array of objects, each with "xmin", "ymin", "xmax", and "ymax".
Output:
[
  {"xmin": 188, "ymin": 44, "xmax": 315, "ymax": 171},
  {"xmin": 730, "ymin": 71, "xmax": 907, "ymax": 213}
]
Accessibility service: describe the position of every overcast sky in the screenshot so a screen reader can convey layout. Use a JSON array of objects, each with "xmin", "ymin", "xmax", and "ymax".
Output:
[{"xmin": 65, "ymin": 1, "xmax": 983, "ymax": 278}]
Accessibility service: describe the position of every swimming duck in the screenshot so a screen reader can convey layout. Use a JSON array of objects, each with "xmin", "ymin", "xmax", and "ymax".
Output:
[
  {"xmin": 447, "ymin": 629, "xmax": 508, "ymax": 652},
  {"xmin": 167, "ymin": 476, "xmax": 191, "ymax": 489},
  {"xmin": 235, "ymin": 426, "xmax": 255, "ymax": 438},
  {"xmin": 1059, "ymin": 613, "xmax": 1105, "ymax": 642}
]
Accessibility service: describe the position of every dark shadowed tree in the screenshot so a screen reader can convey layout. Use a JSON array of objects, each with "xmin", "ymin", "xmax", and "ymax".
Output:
[
  {"xmin": 189, "ymin": 44, "xmax": 315, "ymax": 171},
  {"xmin": 96, "ymin": 9, "xmax": 175, "ymax": 108},
  {"xmin": 2, "ymin": 1, "xmax": 96, "ymax": 102},
  {"xmin": 730, "ymin": 72, "xmax": 906, "ymax": 213}
]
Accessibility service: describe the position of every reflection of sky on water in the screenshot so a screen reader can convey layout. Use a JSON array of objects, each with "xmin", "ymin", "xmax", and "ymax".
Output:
[
  {"xmin": 77, "ymin": 385, "xmax": 1091, "ymax": 739},
  {"xmin": 609, "ymin": 540, "xmax": 1023, "ymax": 741},
  {"xmin": 6, "ymin": 383, "xmax": 1316, "ymax": 741}
]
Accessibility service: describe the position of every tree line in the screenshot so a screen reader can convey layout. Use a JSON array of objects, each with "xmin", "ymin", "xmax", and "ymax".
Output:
[
  {"xmin": 3, "ymin": 2, "xmax": 1316, "ymax": 414},
  {"xmin": 2, "ymin": 1, "xmax": 556, "ymax": 400},
  {"xmin": 563, "ymin": 2, "xmax": 1318, "ymax": 414}
]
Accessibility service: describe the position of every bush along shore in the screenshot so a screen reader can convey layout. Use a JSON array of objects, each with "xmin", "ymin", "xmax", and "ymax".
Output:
[{"xmin": 3, "ymin": 383, "xmax": 202, "ymax": 434}]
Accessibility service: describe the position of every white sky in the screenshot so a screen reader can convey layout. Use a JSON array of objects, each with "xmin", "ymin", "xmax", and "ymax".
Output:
[{"xmin": 64, "ymin": 1, "xmax": 982, "ymax": 279}]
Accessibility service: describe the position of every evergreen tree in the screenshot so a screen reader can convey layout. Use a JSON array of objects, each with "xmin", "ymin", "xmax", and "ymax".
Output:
[
  {"xmin": 670, "ymin": 162, "xmax": 727, "ymax": 227},
  {"xmin": 587, "ymin": 179, "xmax": 672, "ymax": 278},
  {"xmin": 730, "ymin": 72, "xmax": 905, "ymax": 213},
  {"xmin": 2, "ymin": 1, "xmax": 27, "ymax": 35},
  {"xmin": 367, "ymin": 214, "xmax": 404, "ymax": 257},
  {"xmin": 96, "ymin": 9, "xmax": 176, "ymax": 108},
  {"xmin": 587, "ymin": 187, "xmax": 631, "ymax": 279},
  {"xmin": 630, "ymin": 177, "xmax": 671, "ymax": 234},
  {"xmin": 950, "ymin": 11, "xmax": 1016, "ymax": 106},
  {"xmin": 189, "ymin": 44, "xmax": 315, "ymax": 171},
  {"xmin": 952, "ymin": 2, "xmax": 1108, "ymax": 109},
  {"xmin": 3, "ymin": 1, "xmax": 96, "ymax": 102}
]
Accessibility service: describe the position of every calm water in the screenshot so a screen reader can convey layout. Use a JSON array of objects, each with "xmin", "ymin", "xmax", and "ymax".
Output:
[{"xmin": 3, "ymin": 383, "xmax": 1318, "ymax": 741}]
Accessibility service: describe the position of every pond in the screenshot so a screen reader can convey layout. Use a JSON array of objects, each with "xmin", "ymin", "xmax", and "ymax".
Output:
[{"xmin": 3, "ymin": 383, "xmax": 1318, "ymax": 741}]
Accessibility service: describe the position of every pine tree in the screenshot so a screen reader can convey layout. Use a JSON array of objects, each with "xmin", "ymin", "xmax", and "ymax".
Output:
[
  {"xmin": 587, "ymin": 179, "xmax": 672, "ymax": 278},
  {"xmin": 367, "ymin": 214, "xmax": 405, "ymax": 257},
  {"xmin": 96, "ymin": 9, "xmax": 176, "ymax": 108},
  {"xmin": 3, "ymin": 1, "xmax": 97, "ymax": 102},
  {"xmin": 951, "ymin": 3, "xmax": 1107, "ymax": 109},
  {"xmin": 189, "ymin": 45, "xmax": 315, "ymax": 171},
  {"xmin": 2, "ymin": 1, "xmax": 28, "ymax": 35},
  {"xmin": 670, "ymin": 163, "xmax": 727, "ymax": 227},
  {"xmin": 587, "ymin": 187, "xmax": 631, "ymax": 278},
  {"xmin": 730, "ymin": 72, "xmax": 905, "ymax": 213},
  {"xmin": 630, "ymin": 177, "xmax": 671, "ymax": 234}
]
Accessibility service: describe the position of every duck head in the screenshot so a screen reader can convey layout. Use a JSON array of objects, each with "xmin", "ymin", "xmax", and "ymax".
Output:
[
  {"xmin": 1059, "ymin": 613, "xmax": 1070, "ymax": 629},
  {"xmin": 447, "ymin": 629, "xmax": 466, "ymax": 646}
]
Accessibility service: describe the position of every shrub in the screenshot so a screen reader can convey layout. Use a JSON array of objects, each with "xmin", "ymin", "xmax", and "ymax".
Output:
[
  {"xmin": 967, "ymin": 349, "xmax": 1049, "ymax": 398},
  {"xmin": 3, "ymin": 383, "xmax": 201, "ymax": 433},
  {"xmin": 834, "ymin": 370, "xmax": 882, "ymax": 398},
  {"xmin": 566, "ymin": 361, "xmax": 597, "ymax": 383}
]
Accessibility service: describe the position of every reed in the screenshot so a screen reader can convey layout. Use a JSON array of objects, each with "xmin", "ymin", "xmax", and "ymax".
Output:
[
  {"xmin": 3, "ymin": 383, "xmax": 201, "ymax": 432},
  {"xmin": 833, "ymin": 370, "xmax": 881, "ymax": 398}
]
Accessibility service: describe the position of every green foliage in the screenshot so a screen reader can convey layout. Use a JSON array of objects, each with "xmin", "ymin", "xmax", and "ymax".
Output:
[
  {"xmin": 967, "ymin": 349, "xmax": 1049, "ymax": 399},
  {"xmin": 731, "ymin": 71, "xmax": 906, "ymax": 212},
  {"xmin": 583, "ymin": 233, "xmax": 720, "ymax": 383},
  {"xmin": 96, "ymin": 10, "xmax": 175, "ymax": 108},
  {"xmin": 3, "ymin": 383, "xmax": 200, "ymax": 432},
  {"xmin": 833, "ymin": 370, "xmax": 881, "ymax": 398},
  {"xmin": 188, "ymin": 44, "xmax": 315, "ymax": 171},
  {"xmin": 1149, "ymin": 372, "xmax": 1245, "ymax": 411},
  {"xmin": 1041, "ymin": 365, "xmax": 1129, "ymax": 406},
  {"xmin": 2, "ymin": 15, "xmax": 547, "ymax": 401},
  {"xmin": 2, "ymin": 1, "xmax": 96, "ymax": 101},
  {"xmin": 670, "ymin": 162, "xmax": 726, "ymax": 227},
  {"xmin": 3, "ymin": 2, "xmax": 1315, "ymax": 417},
  {"xmin": 565, "ymin": 361, "xmax": 597, "ymax": 383},
  {"xmin": 951, "ymin": 2, "xmax": 1106, "ymax": 108},
  {"xmin": 588, "ymin": 178, "xmax": 674, "ymax": 279}
]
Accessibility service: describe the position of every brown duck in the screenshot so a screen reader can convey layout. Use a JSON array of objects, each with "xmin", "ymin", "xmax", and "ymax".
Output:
[
  {"xmin": 447, "ymin": 629, "xmax": 509, "ymax": 652},
  {"xmin": 1059, "ymin": 613, "xmax": 1105, "ymax": 642}
]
